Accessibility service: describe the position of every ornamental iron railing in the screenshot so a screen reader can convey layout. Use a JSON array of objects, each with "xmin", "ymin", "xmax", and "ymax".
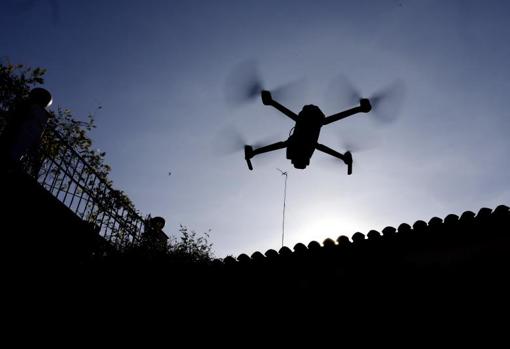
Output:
[{"xmin": 20, "ymin": 128, "xmax": 146, "ymax": 249}]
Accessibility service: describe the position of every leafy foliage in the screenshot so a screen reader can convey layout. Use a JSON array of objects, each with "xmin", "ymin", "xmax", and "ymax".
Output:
[
  {"xmin": 0, "ymin": 59, "xmax": 137, "ymax": 224},
  {"xmin": 167, "ymin": 225, "xmax": 214, "ymax": 263},
  {"xmin": 124, "ymin": 224, "xmax": 215, "ymax": 264},
  {"xmin": 0, "ymin": 59, "xmax": 45, "ymax": 132}
]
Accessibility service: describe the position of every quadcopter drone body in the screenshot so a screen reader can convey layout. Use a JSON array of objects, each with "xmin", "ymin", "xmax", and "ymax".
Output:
[{"xmin": 244, "ymin": 90, "xmax": 372, "ymax": 175}]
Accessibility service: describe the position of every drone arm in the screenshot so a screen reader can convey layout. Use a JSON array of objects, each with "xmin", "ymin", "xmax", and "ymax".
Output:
[
  {"xmin": 323, "ymin": 99, "xmax": 372, "ymax": 125},
  {"xmin": 316, "ymin": 143, "xmax": 353, "ymax": 175},
  {"xmin": 270, "ymin": 100, "xmax": 298, "ymax": 122},
  {"xmin": 252, "ymin": 141, "xmax": 288, "ymax": 156},
  {"xmin": 316, "ymin": 143, "xmax": 346, "ymax": 160},
  {"xmin": 261, "ymin": 90, "xmax": 298, "ymax": 122},
  {"xmin": 245, "ymin": 141, "xmax": 288, "ymax": 170},
  {"xmin": 322, "ymin": 106, "xmax": 363, "ymax": 125}
]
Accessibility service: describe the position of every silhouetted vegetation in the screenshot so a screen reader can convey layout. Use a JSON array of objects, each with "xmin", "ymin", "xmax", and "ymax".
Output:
[
  {"xmin": 0, "ymin": 58, "xmax": 137, "ymax": 214},
  {"xmin": 0, "ymin": 60, "xmax": 45, "ymax": 123},
  {"xmin": 126, "ymin": 224, "xmax": 214, "ymax": 264},
  {"xmin": 167, "ymin": 225, "xmax": 214, "ymax": 262}
]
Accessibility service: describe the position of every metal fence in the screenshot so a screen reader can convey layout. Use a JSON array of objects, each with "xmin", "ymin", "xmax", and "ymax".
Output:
[{"xmin": 20, "ymin": 128, "xmax": 146, "ymax": 249}]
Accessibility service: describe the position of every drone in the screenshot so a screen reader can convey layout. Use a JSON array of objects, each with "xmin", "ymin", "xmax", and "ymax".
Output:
[
  {"xmin": 225, "ymin": 62, "xmax": 404, "ymax": 174},
  {"xmin": 244, "ymin": 90, "xmax": 373, "ymax": 175}
]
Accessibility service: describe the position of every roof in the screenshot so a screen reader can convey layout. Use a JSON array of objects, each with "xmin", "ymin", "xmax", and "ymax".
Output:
[{"xmin": 221, "ymin": 204, "xmax": 510, "ymax": 267}]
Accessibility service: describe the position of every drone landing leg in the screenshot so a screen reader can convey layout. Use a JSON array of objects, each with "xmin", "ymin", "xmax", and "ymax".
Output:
[{"xmin": 316, "ymin": 143, "xmax": 353, "ymax": 175}]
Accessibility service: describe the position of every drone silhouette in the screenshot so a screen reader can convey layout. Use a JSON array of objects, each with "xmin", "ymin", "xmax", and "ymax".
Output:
[
  {"xmin": 243, "ymin": 90, "xmax": 373, "ymax": 175},
  {"xmin": 225, "ymin": 62, "xmax": 405, "ymax": 175}
]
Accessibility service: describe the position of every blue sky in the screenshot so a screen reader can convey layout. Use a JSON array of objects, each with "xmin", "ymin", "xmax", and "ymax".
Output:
[{"xmin": 2, "ymin": 0, "xmax": 509, "ymax": 257}]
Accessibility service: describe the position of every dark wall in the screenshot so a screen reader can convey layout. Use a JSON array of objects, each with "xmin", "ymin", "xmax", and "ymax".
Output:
[{"xmin": 1, "ymin": 169, "xmax": 107, "ymax": 271}]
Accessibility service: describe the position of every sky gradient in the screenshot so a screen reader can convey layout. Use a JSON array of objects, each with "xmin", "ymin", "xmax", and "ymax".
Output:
[{"xmin": 2, "ymin": 0, "xmax": 510, "ymax": 257}]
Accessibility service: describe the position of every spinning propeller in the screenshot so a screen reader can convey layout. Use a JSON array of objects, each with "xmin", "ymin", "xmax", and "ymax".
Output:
[
  {"xmin": 328, "ymin": 74, "xmax": 406, "ymax": 125},
  {"xmin": 224, "ymin": 60, "xmax": 305, "ymax": 107}
]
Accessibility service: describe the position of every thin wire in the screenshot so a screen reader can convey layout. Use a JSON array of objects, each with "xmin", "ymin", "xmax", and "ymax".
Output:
[{"xmin": 277, "ymin": 168, "xmax": 288, "ymax": 247}]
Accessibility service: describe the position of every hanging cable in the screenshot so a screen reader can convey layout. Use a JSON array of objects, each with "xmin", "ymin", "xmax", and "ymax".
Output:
[{"xmin": 276, "ymin": 168, "xmax": 288, "ymax": 247}]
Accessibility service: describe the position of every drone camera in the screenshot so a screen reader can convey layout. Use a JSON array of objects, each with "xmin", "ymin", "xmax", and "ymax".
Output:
[{"xmin": 360, "ymin": 98, "xmax": 372, "ymax": 113}]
